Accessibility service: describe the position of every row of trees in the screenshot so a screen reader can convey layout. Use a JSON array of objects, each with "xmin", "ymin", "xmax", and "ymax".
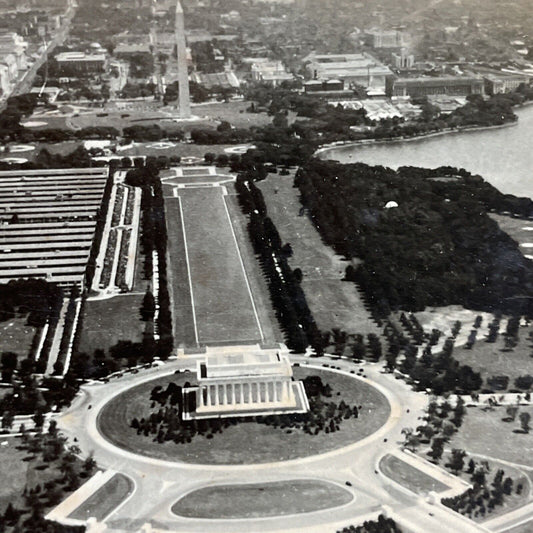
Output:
[{"xmin": 235, "ymin": 174, "xmax": 321, "ymax": 353}]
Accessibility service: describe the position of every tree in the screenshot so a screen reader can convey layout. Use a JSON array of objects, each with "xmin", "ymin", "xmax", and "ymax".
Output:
[
  {"xmin": 519, "ymin": 412, "xmax": 531, "ymax": 433},
  {"xmin": 428, "ymin": 437, "xmax": 445, "ymax": 462},
  {"xmin": 1, "ymin": 410, "xmax": 14, "ymax": 430},
  {"xmin": 32, "ymin": 409, "xmax": 45, "ymax": 431},
  {"xmin": 506, "ymin": 405, "xmax": 519, "ymax": 422},
  {"xmin": 447, "ymin": 448, "xmax": 467, "ymax": 474},
  {"xmin": 83, "ymin": 453, "xmax": 97, "ymax": 475},
  {"xmin": 451, "ymin": 397, "xmax": 466, "ymax": 427},
  {"xmin": 140, "ymin": 290, "xmax": 156, "ymax": 321},
  {"xmin": 1, "ymin": 351, "xmax": 18, "ymax": 382},
  {"xmin": 204, "ymin": 152, "xmax": 216, "ymax": 164}
]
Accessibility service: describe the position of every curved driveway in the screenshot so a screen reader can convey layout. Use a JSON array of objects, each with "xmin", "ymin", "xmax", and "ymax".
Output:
[{"xmin": 57, "ymin": 356, "xmax": 487, "ymax": 533}]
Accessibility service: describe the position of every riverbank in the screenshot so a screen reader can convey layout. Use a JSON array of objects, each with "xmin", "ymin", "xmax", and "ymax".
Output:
[
  {"xmin": 315, "ymin": 120, "xmax": 518, "ymax": 157},
  {"xmin": 316, "ymin": 103, "xmax": 533, "ymax": 198}
]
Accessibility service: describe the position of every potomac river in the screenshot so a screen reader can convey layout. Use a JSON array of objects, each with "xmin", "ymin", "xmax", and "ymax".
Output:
[{"xmin": 321, "ymin": 104, "xmax": 533, "ymax": 198}]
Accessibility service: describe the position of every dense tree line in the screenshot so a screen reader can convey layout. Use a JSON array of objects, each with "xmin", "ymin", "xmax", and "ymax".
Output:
[
  {"xmin": 125, "ymin": 159, "xmax": 173, "ymax": 359},
  {"xmin": 0, "ymin": 146, "xmax": 103, "ymax": 172},
  {"xmin": 296, "ymin": 160, "xmax": 533, "ymax": 317},
  {"xmin": 0, "ymin": 280, "xmax": 62, "ymax": 328},
  {"xmin": 122, "ymin": 124, "xmax": 184, "ymax": 143},
  {"xmin": 337, "ymin": 516, "xmax": 402, "ymax": 533},
  {"xmin": 85, "ymin": 163, "xmax": 115, "ymax": 289},
  {"xmin": 235, "ymin": 174, "xmax": 320, "ymax": 353}
]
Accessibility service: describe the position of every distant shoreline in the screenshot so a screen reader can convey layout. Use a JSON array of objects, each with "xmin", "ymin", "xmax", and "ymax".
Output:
[{"xmin": 315, "ymin": 120, "xmax": 518, "ymax": 157}]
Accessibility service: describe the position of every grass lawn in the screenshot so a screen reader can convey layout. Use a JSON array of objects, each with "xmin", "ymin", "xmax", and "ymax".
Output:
[
  {"xmin": 98, "ymin": 366, "xmax": 391, "ymax": 465},
  {"xmin": 448, "ymin": 405, "xmax": 533, "ymax": 468},
  {"xmin": 507, "ymin": 521, "xmax": 533, "ymax": 533},
  {"xmin": 379, "ymin": 454, "xmax": 450, "ymax": 495},
  {"xmin": 68, "ymin": 473, "xmax": 133, "ymax": 522},
  {"xmin": 491, "ymin": 214, "xmax": 533, "ymax": 249},
  {"xmin": 0, "ymin": 436, "xmax": 89, "ymax": 517},
  {"xmin": 258, "ymin": 173, "xmax": 379, "ymax": 337},
  {"xmin": 163, "ymin": 194, "xmax": 198, "ymax": 348},
  {"xmin": 171, "ymin": 479, "xmax": 353, "ymax": 519},
  {"xmin": 121, "ymin": 142, "xmax": 234, "ymax": 160},
  {"xmin": 451, "ymin": 324, "xmax": 533, "ymax": 389},
  {"xmin": 0, "ymin": 316, "xmax": 36, "ymax": 357},
  {"xmin": 176, "ymin": 186, "xmax": 262, "ymax": 345},
  {"xmin": 188, "ymin": 100, "xmax": 273, "ymax": 129},
  {"xmin": 78, "ymin": 294, "xmax": 144, "ymax": 355},
  {"xmin": 0, "ymin": 440, "xmax": 30, "ymax": 514},
  {"xmin": 225, "ymin": 192, "xmax": 284, "ymax": 346}
]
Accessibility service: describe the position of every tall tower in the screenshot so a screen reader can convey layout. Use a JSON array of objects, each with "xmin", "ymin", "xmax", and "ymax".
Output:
[{"xmin": 175, "ymin": 0, "xmax": 191, "ymax": 118}]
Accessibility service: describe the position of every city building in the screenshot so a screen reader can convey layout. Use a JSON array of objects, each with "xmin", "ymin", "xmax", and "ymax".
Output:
[
  {"xmin": 55, "ymin": 51, "xmax": 106, "ymax": 75},
  {"xmin": 182, "ymin": 349, "xmax": 309, "ymax": 420},
  {"xmin": 114, "ymin": 43, "xmax": 152, "ymax": 57},
  {"xmin": 0, "ymin": 31, "xmax": 27, "ymax": 70},
  {"xmin": 387, "ymin": 76, "xmax": 484, "ymax": 97},
  {"xmin": 392, "ymin": 48, "xmax": 414, "ymax": 69},
  {"xmin": 305, "ymin": 52, "xmax": 393, "ymax": 91},
  {"xmin": 364, "ymin": 28, "xmax": 404, "ymax": 48},
  {"xmin": 251, "ymin": 59, "xmax": 294, "ymax": 86},
  {"xmin": 482, "ymin": 71, "xmax": 530, "ymax": 95},
  {"xmin": 0, "ymin": 62, "xmax": 11, "ymax": 95},
  {"xmin": 304, "ymin": 79, "xmax": 345, "ymax": 93},
  {"xmin": 0, "ymin": 53, "xmax": 17, "ymax": 91}
]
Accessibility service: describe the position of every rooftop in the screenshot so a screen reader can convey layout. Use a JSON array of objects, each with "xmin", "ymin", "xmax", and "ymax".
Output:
[{"xmin": 201, "ymin": 350, "xmax": 294, "ymax": 380}]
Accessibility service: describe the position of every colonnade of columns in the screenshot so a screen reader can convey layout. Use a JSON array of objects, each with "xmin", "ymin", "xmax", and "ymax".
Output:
[{"xmin": 197, "ymin": 380, "xmax": 294, "ymax": 409}]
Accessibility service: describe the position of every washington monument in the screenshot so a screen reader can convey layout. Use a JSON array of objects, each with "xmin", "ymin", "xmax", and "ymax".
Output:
[{"xmin": 175, "ymin": 0, "xmax": 191, "ymax": 118}]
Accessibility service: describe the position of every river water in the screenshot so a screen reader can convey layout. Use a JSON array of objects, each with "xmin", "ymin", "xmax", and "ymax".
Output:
[{"xmin": 322, "ymin": 105, "xmax": 533, "ymax": 198}]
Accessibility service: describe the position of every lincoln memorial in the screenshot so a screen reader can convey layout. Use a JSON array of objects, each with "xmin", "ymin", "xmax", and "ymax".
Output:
[{"xmin": 182, "ymin": 348, "xmax": 310, "ymax": 420}]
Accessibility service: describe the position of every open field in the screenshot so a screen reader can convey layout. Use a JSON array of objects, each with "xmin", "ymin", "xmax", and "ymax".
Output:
[
  {"xmin": 170, "ymin": 185, "xmax": 262, "ymax": 345},
  {"xmin": 258, "ymin": 173, "xmax": 379, "ymax": 337},
  {"xmin": 491, "ymin": 214, "xmax": 533, "ymax": 252},
  {"xmin": 68, "ymin": 473, "xmax": 133, "ymax": 522},
  {"xmin": 171, "ymin": 480, "xmax": 353, "ymax": 519},
  {"xmin": 0, "ymin": 316, "xmax": 36, "ymax": 356},
  {"xmin": 188, "ymin": 100, "xmax": 273, "ymax": 128},
  {"xmin": 379, "ymin": 454, "xmax": 450, "ymax": 495},
  {"xmin": 0, "ymin": 441, "xmax": 29, "ymax": 513},
  {"xmin": 97, "ymin": 366, "xmax": 391, "ymax": 464},
  {"xmin": 78, "ymin": 294, "xmax": 144, "ymax": 355},
  {"xmin": 448, "ymin": 405, "xmax": 533, "ymax": 468},
  {"xmin": 121, "ymin": 142, "xmax": 233, "ymax": 159},
  {"xmin": 452, "ymin": 324, "xmax": 533, "ymax": 389}
]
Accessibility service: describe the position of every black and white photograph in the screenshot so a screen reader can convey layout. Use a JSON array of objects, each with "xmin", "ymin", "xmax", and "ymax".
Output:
[{"xmin": 1, "ymin": 1, "xmax": 533, "ymax": 532}]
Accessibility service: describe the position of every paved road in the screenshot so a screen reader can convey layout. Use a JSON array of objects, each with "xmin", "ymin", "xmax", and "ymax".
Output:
[
  {"xmin": 56, "ymin": 355, "xmax": 490, "ymax": 532},
  {"xmin": 10, "ymin": 1, "xmax": 77, "ymax": 100}
]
